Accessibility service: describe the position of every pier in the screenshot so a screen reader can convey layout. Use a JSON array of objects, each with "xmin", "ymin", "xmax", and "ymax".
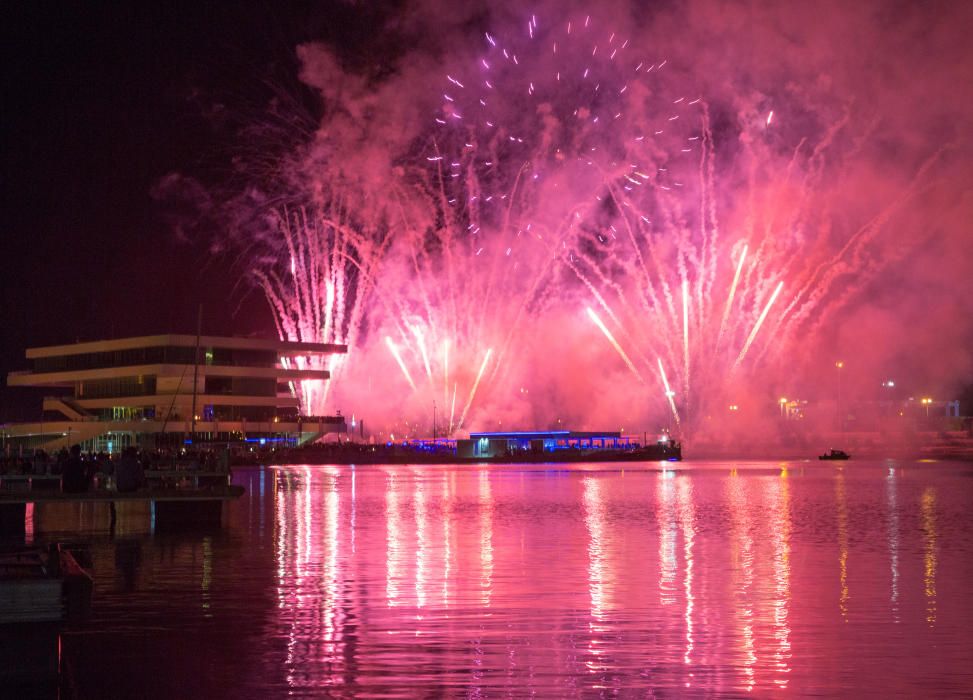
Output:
[{"xmin": 0, "ymin": 485, "xmax": 245, "ymax": 535}]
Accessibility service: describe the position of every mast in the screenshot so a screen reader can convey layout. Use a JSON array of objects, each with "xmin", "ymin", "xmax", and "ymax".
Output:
[{"xmin": 190, "ymin": 304, "xmax": 202, "ymax": 445}]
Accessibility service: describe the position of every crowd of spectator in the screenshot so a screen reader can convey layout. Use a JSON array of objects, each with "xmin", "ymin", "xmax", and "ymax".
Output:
[{"xmin": 1, "ymin": 444, "xmax": 230, "ymax": 492}]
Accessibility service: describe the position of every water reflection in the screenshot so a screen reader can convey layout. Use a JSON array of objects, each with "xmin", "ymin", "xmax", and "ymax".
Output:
[
  {"xmin": 677, "ymin": 478, "xmax": 695, "ymax": 671},
  {"xmin": 442, "ymin": 473, "xmax": 451, "ymax": 606},
  {"xmin": 322, "ymin": 471, "xmax": 341, "ymax": 655},
  {"xmin": 478, "ymin": 469, "xmax": 493, "ymax": 608},
  {"xmin": 835, "ymin": 468, "xmax": 850, "ymax": 621},
  {"xmin": 581, "ymin": 476, "xmax": 610, "ymax": 675},
  {"xmin": 414, "ymin": 475, "xmax": 428, "ymax": 609},
  {"xmin": 728, "ymin": 473, "xmax": 757, "ymax": 692},
  {"xmin": 44, "ymin": 461, "xmax": 973, "ymax": 696},
  {"xmin": 582, "ymin": 476, "xmax": 607, "ymax": 623},
  {"xmin": 657, "ymin": 471, "xmax": 678, "ymax": 607},
  {"xmin": 24, "ymin": 502, "xmax": 35, "ymax": 545},
  {"xmin": 201, "ymin": 535, "xmax": 212, "ymax": 615},
  {"xmin": 768, "ymin": 471, "xmax": 792, "ymax": 689},
  {"xmin": 385, "ymin": 472, "xmax": 403, "ymax": 606},
  {"xmin": 921, "ymin": 487, "xmax": 937, "ymax": 625},
  {"xmin": 350, "ymin": 465, "xmax": 356, "ymax": 554},
  {"xmin": 273, "ymin": 467, "xmax": 348, "ymax": 689},
  {"xmin": 887, "ymin": 467, "xmax": 900, "ymax": 622}
]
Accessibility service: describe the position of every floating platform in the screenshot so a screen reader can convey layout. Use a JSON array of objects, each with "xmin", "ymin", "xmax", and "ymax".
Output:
[
  {"xmin": 237, "ymin": 429, "xmax": 683, "ymax": 466},
  {"xmin": 258, "ymin": 444, "xmax": 682, "ymax": 466},
  {"xmin": 0, "ymin": 486, "xmax": 245, "ymax": 535}
]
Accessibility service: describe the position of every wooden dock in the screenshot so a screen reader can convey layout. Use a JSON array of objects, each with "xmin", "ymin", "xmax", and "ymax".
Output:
[
  {"xmin": 0, "ymin": 470, "xmax": 231, "ymax": 490},
  {"xmin": 0, "ymin": 485, "xmax": 245, "ymax": 535}
]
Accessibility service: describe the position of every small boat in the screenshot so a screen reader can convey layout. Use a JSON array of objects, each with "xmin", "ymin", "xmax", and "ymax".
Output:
[
  {"xmin": 1, "ymin": 544, "xmax": 92, "ymax": 689},
  {"xmin": 0, "ymin": 544, "xmax": 92, "ymax": 625},
  {"xmin": 819, "ymin": 449, "xmax": 850, "ymax": 461}
]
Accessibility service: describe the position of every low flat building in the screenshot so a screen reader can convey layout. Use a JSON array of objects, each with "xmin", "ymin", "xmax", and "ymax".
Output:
[
  {"xmin": 3, "ymin": 334, "xmax": 347, "ymax": 452},
  {"xmin": 457, "ymin": 430, "xmax": 637, "ymax": 459}
]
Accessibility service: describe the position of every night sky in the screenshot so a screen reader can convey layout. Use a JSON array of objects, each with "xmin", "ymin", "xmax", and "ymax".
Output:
[{"xmin": 1, "ymin": 2, "xmax": 383, "ymax": 419}]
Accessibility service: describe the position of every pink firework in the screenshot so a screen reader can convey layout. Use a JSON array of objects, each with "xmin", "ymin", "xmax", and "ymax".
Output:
[{"xmin": 248, "ymin": 11, "xmax": 952, "ymax": 436}]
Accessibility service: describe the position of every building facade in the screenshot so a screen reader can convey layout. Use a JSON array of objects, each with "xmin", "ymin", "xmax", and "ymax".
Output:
[{"xmin": 3, "ymin": 334, "xmax": 347, "ymax": 452}]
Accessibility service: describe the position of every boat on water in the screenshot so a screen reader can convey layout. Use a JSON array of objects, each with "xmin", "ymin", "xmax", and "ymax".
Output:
[
  {"xmin": 819, "ymin": 449, "xmax": 851, "ymax": 461},
  {"xmin": 456, "ymin": 430, "xmax": 682, "ymax": 463},
  {"xmin": 254, "ymin": 429, "xmax": 683, "ymax": 465},
  {"xmin": 1, "ymin": 544, "xmax": 92, "ymax": 689},
  {"xmin": 0, "ymin": 545, "xmax": 92, "ymax": 625}
]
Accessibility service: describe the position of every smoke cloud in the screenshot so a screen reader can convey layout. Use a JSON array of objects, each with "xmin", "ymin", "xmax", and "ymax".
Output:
[{"xmin": 169, "ymin": 1, "xmax": 973, "ymax": 441}]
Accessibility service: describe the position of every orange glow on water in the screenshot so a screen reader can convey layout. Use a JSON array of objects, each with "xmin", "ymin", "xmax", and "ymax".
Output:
[{"xmin": 921, "ymin": 488, "xmax": 937, "ymax": 625}]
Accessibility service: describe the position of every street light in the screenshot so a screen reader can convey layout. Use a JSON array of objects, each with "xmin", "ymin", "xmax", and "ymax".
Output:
[
  {"xmin": 779, "ymin": 397, "xmax": 788, "ymax": 419},
  {"xmin": 882, "ymin": 380, "xmax": 895, "ymax": 417},
  {"xmin": 835, "ymin": 361, "xmax": 844, "ymax": 433},
  {"xmin": 921, "ymin": 397, "xmax": 932, "ymax": 418}
]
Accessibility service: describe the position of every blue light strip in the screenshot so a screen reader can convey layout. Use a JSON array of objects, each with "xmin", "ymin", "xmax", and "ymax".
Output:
[{"xmin": 469, "ymin": 430, "xmax": 572, "ymax": 438}]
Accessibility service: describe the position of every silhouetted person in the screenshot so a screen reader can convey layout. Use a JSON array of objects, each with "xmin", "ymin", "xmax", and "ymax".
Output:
[
  {"xmin": 84, "ymin": 453, "xmax": 100, "ymax": 486},
  {"xmin": 115, "ymin": 447, "xmax": 144, "ymax": 493},
  {"xmin": 54, "ymin": 447, "xmax": 68, "ymax": 476},
  {"xmin": 62, "ymin": 444, "xmax": 88, "ymax": 493}
]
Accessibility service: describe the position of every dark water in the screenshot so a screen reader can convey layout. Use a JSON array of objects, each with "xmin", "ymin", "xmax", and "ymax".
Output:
[{"xmin": 28, "ymin": 460, "xmax": 973, "ymax": 697}]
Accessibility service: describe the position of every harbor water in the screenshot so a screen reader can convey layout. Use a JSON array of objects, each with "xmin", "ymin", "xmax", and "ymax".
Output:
[{"xmin": 28, "ymin": 460, "xmax": 973, "ymax": 696}]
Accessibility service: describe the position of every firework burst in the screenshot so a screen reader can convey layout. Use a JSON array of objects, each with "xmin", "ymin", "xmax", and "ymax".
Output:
[{"xmin": 244, "ymin": 10, "xmax": 950, "ymax": 437}]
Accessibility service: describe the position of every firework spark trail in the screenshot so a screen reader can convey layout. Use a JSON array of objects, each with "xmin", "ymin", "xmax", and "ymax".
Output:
[
  {"xmin": 751, "ymin": 115, "xmax": 847, "ymax": 271},
  {"xmin": 733, "ymin": 281, "xmax": 784, "ymax": 370},
  {"xmin": 374, "ymin": 155, "xmax": 560, "ymax": 433},
  {"xmin": 580, "ymin": 195, "xmax": 698, "ymax": 426},
  {"xmin": 442, "ymin": 339, "xmax": 450, "ymax": 407},
  {"xmin": 657, "ymin": 358, "xmax": 681, "ymax": 427},
  {"xmin": 252, "ymin": 208, "xmax": 387, "ymax": 413},
  {"xmin": 752, "ymin": 172, "xmax": 948, "ymax": 373},
  {"xmin": 682, "ymin": 279, "xmax": 690, "ymax": 400},
  {"xmin": 428, "ymin": 10, "xmax": 716, "ymax": 430},
  {"xmin": 743, "ymin": 116, "xmax": 851, "ymax": 318},
  {"xmin": 700, "ymin": 104, "xmax": 721, "ymax": 319},
  {"xmin": 486, "ymin": 203, "xmax": 591, "ymax": 386},
  {"xmin": 385, "ymin": 336, "xmax": 417, "ymax": 391},
  {"xmin": 536, "ymin": 80, "xmax": 678, "ymax": 394},
  {"xmin": 778, "ymin": 148, "xmax": 947, "ymax": 335},
  {"xmin": 375, "ymin": 47, "xmax": 581, "ymax": 430},
  {"xmin": 717, "ymin": 244, "xmax": 748, "ymax": 349},
  {"xmin": 692, "ymin": 103, "xmax": 715, "ymax": 331},
  {"xmin": 449, "ymin": 382, "xmax": 457, "ymax": 434},
  {"xmin": 586, "ymin": 307, "xmax": 643, "ymax": 381},
  {"xmin": 324, "ymin": 280, "xmax": 337, "ymax": 348},
  {"xmin": 568, "ymin": 89, "xmax": 913, "ymax": 429},
  {"xmin": 457, "ymin": 349, "xmax": 493, "ymax": 432},
  {"xmin": 599, "ymin": 182, "xmax": 683, "ymax": 363},
  {"xmin": 412, "ymin": 326, "xmax": 434, "ymax": 381}
]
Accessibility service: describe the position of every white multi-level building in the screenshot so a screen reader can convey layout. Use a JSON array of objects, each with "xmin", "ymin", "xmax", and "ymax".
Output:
[{"xmin": 3, "ymin": 334, "xmax": 347, "ymax": 452}]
